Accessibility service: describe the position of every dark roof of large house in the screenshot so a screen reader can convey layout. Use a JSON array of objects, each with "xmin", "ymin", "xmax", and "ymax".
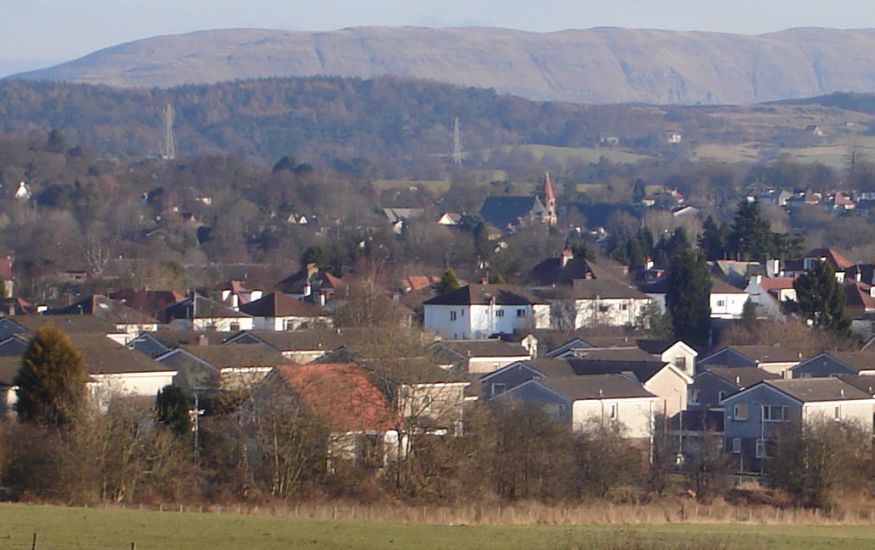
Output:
[
  {"xmin": 572, "ymin": 278, "xmax": 650, "ymax": 300},
  {"xmin": 837, "ymin": 375, "xmax": 875, "ymax": 396},
  {"xmin": 110, "ymin": 289, "xmax": 186, "ymax": 317},
  {"xmin": 424, "ymin": 284, "xmax": 541, "ymax": 306},
  {"xmin": 529, "ymin": 257, "xmax": 592, "ymax": 286},
  {"xmin": 567, "ymin": 203, "xmax": 638, "ymax": 230},
  {"xmin": 239, "ymin": 292, "xmax": 329, "ymax": 318},
  {"xmin": 540, "ymin": 374, "xmax": 656, "ymax": 400},
  {"xmin": 524, "ymin": 358, "xmax": 578, "ymax": 378},
  {"xmin": 276, "ymin": 267, "xmax": 344, "ymax": 295},
  {"xmin": 844, "ymin": 281, "xmax": 875, "ymax": 313},
  {"xmin": 149, "ymin": 330, "xmax": 234, "ymax": 348},
  {"xmin": 803, "ymin": 248, "xmax": 856, "ymax": 271},
  {"xmin": 479, "ymin": 195, "xmax": 545, "ymax": 228},
  {"xmin": 49, "ymin": 294, "xmax": 158, "ymax": 325},
  {"xmin": 764, "ymin": 378, "xmax": 872, "ymax": 403},
  {"xmin": 703, "ymin": 367, "xmax": 779, "ymax": 388},
  {"xmin": 567, "ymin": 357, "xmax": 670, "ymax": 383},
  {"xmin": 830, "ymin": 352, "xmax": 875, "ymax": 373},
  {"xmin": 162, "ymin": 295, "xmax": 251, "ymax": 321},
  {"xmin": 179, "ymin": 344, "xmax": 286, "ymax": 369},
  {"xmin": 730, "ymin": 345, "xmax": 804, "ymax": 363},
  {"xmin": 572, "ymin": 348, "xmax": 658, "ymax": 362}
]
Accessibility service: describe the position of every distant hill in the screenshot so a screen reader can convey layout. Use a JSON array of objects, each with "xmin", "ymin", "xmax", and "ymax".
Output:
[{"xmin": 13, "ymin": 26, "xmax": 875, "ymax": 105}]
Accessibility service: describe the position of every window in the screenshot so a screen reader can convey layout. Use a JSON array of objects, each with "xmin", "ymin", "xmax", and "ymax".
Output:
[
  {"xmin": 460, "ymin": 309, "xmax": 465, "ymax": 317},
  {"xmin": 762, "ymin": 405, "xmax": 788, "ymax": 422},
  {"xmin": 516, "ymin": 309, "xmax": 526, "ymax": 318},
  {"xmin": 229, "ymin": 322, "xmax": 240, "ymax": 332},
  {"xmin": 755, "ymin": 438, "xmax": 767, "ymax": 459},
  {"xmin": 733, "ymin": 404, "xmax": 748, "ymax": 421},
  {"xmin": 673, "ymin": 357, "xmax": 686, "ymax": 370},
  {"xmin": 450, "ymin": 311, "xmax": 457, "ymax": 321},
  {"xmin": 620, "ymin": 303, "xmax": 628, "ymax": 311},
  {"xmin": 716, "ymin": 300, "xmax": 726, "ymax": 307},
  {"xmin": 688, "ymin": 388, "xmax": 700, "ymax": 405},
  {"xmin": 495, "ymin": 310, "xmax": 505, "ymax": 318},
  {"xmin": 731, "ymin": 438, "xmax": 742, "ymax": 454},
  {"xmin": 834, "ymin": 405, "xmax": 841, "ymax": 420},
  {"xmin": 609, "ymin": 403, "xmax": 618, "ymax": 419},
  {"xmin": 491, "ymin": 383, "xmax": 506, "ymax": 397}
]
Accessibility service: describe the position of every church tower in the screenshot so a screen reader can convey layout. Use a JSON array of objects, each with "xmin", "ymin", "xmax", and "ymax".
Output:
[{"xmin": 543, "ymin": 172, "xmax": 557, "ymax": 226}]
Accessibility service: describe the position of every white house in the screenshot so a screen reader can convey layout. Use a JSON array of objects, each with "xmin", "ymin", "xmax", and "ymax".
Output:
[
  {"xmin": 423, "ymin": 284, "xmax": 549, "ymax": 340},
  {"xmin": 557, "ymin": 278, "xmax": 653, "ymax": 329},
  {"xmin": 709, "ymin": 278, "xmax": 749, "ymax": 320},
  {"xmin": 239, "ymin": 292, "xmax": 332, "ymax": 331},
  {"xmin": 430, "ymin": 340, "xmax": 532, "ymax": 374},
  {"xmin": 162, "ymin": 295, "xmax": 254, "ymax": 332}
]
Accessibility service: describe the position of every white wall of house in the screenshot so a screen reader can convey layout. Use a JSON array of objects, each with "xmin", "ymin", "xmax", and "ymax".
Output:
[
  {"xmin": 803, "ymin": 400, "xmax": 875, "ymax": 429},
  {"xmin": 91, "ymin": 371, "xmax": 176, "ymax": 397},
  {"xmin": 645, "ymin": 367, "xmax": 691, "ymax": 418},
  {"xmin": 566, "ymin": 297, "xmax": 651, "ymax": 328},
  {"xmin": 572, "ymin": 397, "xmax": 656, "ymax": 439},
  {"xmin": 424, "ymin": 304, "xmax": 545, "ymax": 339},
  {"xmin": 660, "ymin": 342, "xmax": 697, "ymax": 378},
  {"xmin": 170, "ymin": 317, "xmax": 254, "ymax": 332},
  {"xmin": 467, "ymin": 355, "xmax": 532, "ymax": 374},
  {"xmin": 219, "ymin": 367, "xmax": 274, "ymax": 389},
  {"xmin": 1, "ymin": 385, "xmax": 16, "ymax": 418},
  {"xmin": 398, "ymin": 382, "xmax": 468, "ymax": 434},
  {"xmin": 710, "ymin": 292, "xmax": 748, "ymax": 320},
  {"xmin": 251, "ymin": 316, "xmax": 331, "ymax": 331}
]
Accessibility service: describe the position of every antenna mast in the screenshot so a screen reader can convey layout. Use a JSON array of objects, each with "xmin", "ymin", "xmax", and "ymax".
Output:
[
  {"xmin": 452, "ymin": 117, "xmax": 463, "ymax": 168},
  {"xmin": 162, "ymin": 103, "xmax": 176, "ymax": 160}
]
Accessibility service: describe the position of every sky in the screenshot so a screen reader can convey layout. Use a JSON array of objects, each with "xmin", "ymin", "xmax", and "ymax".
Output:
[{"xmin": 3, "ymin": 0, "xmax": 875, "ymax": 76}]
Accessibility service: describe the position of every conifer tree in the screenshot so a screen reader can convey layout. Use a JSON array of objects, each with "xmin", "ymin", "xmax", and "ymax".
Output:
[
  {"xmin": 156, "ymin": 385, "xmax": 192, "ymax": 436},
  {"xmin": 794, "ymin": 261, "xmax": 851, "ymax": 338},
  {"xmin": 14, "ymin": 325, "xmax": 88, "ymax": 427},
  {"xmin": 666, "ymin": 250, "xmax": 712, "ymax": 348},
  {"xmin": 727, "ymin": 199, "xmax": 774, "ymax": 261},
  {"xmin": 439, "ymin": 268, "xmax": 461, "ymax": 295}
]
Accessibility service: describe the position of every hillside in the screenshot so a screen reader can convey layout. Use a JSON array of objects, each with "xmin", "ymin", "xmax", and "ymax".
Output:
[{"xmin": 12, "ymin": 26, "xmax": 875, "ymax": 105}]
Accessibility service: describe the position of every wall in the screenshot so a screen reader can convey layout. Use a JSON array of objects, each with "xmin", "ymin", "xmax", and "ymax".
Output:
[
  {"xmin": 92, "ymin": 371, "xmax": 176, "ymax": 397},
  {"xmin": 645, "ymin": 367, "xmax": 688, "ymax": 418},
  {"xmin": 570, "ymin": 297, "xmax": 651, "ymax": 328},
  {"xmin": 710, "ymin": 292, "xmax": 748, "ymax": 320},
  {"xmin": 572, "ymin": 397, "xmax": 655, "ymax": 439},
  {"xmin": 424, "ymin": 304, "xmax": 537, "ymax": 339}
]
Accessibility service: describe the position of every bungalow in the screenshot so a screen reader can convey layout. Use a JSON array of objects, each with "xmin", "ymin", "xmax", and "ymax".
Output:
[
  {"xmin": 641, "ymin": 277, "xmax": 747, "ymax": 320},
  {"xmin": 239, "ymin": 292, "xmax": 332, "ymax": 331},
  {"xmin": 790, "ymin": 352, "xmax": 875, "ymax": 379},
  {"xmin": 262, "ymin": 363, "xmax": 399, "ymax": 467},
  {"xmin": 161, "ymin": 295, "xmax": 254, "ymax": 332},
  {"xmin": 423, "ymin": 284, "xmax": 550, "ymax": 340},
  {"xmin": 498, "ymin": 374, "xmax": 658, "ymax": 441},
  {"xmin": 47, "ymin": 294, "xmax": 160, "ymax": 336},
  {"xmin": 4, "ymin": 315, "xmax": 132, "ymax": 345},
  {"xmin": 127, "ymin": 330, "xmax": 232, "ymax": 358},
  {"xmin": 158, "ymin": 344, "xmax": 286, "ymax": 390},
  {"xmin": 722, "ymin": 378, "xmax": 875, "ymax": 472},
  {"xmin": 430, "ymin": 339, "xmax": 532, "ymax": 374},
  {"xmin": 82, "ymin": 347, "xmax": 177, "ymax": 398},
  {"xmin": 277, "ymin": 263, "xmax": 344, "ymax": 306}
]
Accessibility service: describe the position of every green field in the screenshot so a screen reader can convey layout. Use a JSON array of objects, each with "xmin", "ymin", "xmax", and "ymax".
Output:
[
  {"xmin": 485, "ymin": 144, "xmax": 651, "ymax": 165},
  {"xmin": 2, "ymin": 503, "xmax": 875, "ymax": 549}
]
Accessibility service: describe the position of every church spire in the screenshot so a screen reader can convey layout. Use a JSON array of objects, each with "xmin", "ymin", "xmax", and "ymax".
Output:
[{"xmin": 543, "ymin": 172, "xmax": 557, "ymax": 226}]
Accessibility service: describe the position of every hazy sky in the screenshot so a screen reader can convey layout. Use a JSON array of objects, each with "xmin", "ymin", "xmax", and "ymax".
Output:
[{"xmin": 3, "ymin": 0, "xmax": 875, "ymax": 75}]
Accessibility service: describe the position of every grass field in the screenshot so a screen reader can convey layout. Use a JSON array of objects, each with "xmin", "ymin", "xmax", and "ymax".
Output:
[
  {"xmin": 485, "ymin": 144, "xmax": 651, "ymax": 165},
  {"xmin": 3, "ymin": 503, "xmax": 875, "ymax": 549}
]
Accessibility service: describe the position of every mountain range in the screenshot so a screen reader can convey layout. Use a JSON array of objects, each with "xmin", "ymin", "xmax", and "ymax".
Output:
[{"xmin": 12, "ymin": 26, "xmax": 875, "ymax": 105}]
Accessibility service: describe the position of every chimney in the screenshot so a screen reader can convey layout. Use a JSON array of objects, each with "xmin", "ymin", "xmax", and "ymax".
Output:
[
  {"xmin": 306, "ymin": 262, "xmax": 319, "ymax": 279},
  {"xmin": 857, "ymin": 271, "xmax": 862, "ymax": 282},
  {"xmin": 319, "ymin": 293, "xmax": 326, "ymax": 307},
  {"xmin": 736, "ymin": 376, "xmax": 741, "ymax": 385},
  {"xmin": 753, "ymin": 274, "xmax": 762, "ymax": 285},
  {"xmin": 198, "ymin": 334, "xmax": 208, "ymax": 346},
  {"xmin": 303, "ymin": 282, "xmax": 312, "ymax": 297},
  {"xmin": 645, "ymin": 257, "xmax": 654, "ymax": 270},
  {"xmin": 561, "ymin": 247, "xmax": 573, "ymax": 268},
  {"xmin": 840, "ymin": 388, "xmax": 845, "ymax": 398},
  {"xmin": 231, "ymin": 294, "xmax": 239, "ymax": 310}
]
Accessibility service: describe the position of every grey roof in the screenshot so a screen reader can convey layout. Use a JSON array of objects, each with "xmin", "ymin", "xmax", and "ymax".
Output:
[
  {"xmin": 529, "ymin": 257, "xmax": 593, "ymax": 286},
  {"xmin": 524, "ymin": 358, "xmax": 578, "ymax": 378},
  {"xmin": 228, "ymin": 328, "xmax": 371, "ymax": 352},
  {"xmin": 150, "ymin": 330, "xmax": 234, "ymax": 348},
  {"xmin": 572, "ymin": 278, "xmax": 650, "ymax": 300},
  {"xmin": 12, "ymin": 315, "xmax": 120, "ymax": 335},
  {"xmin": 831, "ymin": 352, "xmax": 875, "ymax": 373},
  {"xmin": 730, "ymin": 345, "xmax": 804, "ymax": 363},
  {"xmin": 479, "ymin": 195, "xmax": 545, "ymax": 227},
  {"xmin": 179, "ymin": 344, "xmax": 286, "ymax": 369},
  {"xmin": 837, "ymin": 375, "xmax": 875, "ymax": 396},
  {"xmin": 765, "ymin": 378, "xmax": 872, "ymax": 403},
  {"xmin": 80, "ymin": 347, "xmax": 171, "ymax": 375},
  {"xmin": 437, "ymin": 340, "xmax": 531, "ymax": 359},
  {"xmin": 540, "ymin": 374, "xmax": 656, "ymax": 400},
  {"xmin": 424, "ymin": 284, "xmax": 541, "ymax": 306},
  {"xmin": 703, "ymin": 367, "xmax": 779, "ymax": 388},
  {"xmin": 48, "ymin": 294, "xmax": 158, "ymax": 325},
  {"xmin": 162, "ymin": 295, "xmax": 251, "ymax": 322},
  {"xmin": 567, "ymin": 357, "xmax": 669, "ymax": 383}
]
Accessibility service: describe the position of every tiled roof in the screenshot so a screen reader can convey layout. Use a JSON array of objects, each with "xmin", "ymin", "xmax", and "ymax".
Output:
[
  {"xmin": 803, "ymin": 248, "xmax": 855, "ymax": 270},
  {"xmin": 757, "ymin": 277, "xmax": 796, "ymax": 291},
  {"xmin": 180, "ymin": 344, "xmax": 286, "ymax": 369},
  {"xmin": 49, "ymin": 294, "xmax": 158, "ymax": 325},
  {"xmin": 766, "ymin": 378, "xmax": 871, "ymax": 402},
  {"xmin": 572, "ymin": 278, "xmax": 650, "ymax": 300},
  {"xmin": 162, "ymin": 295, "xmax": 251, "ymax": 321},
  {"xmin": 704, "ymin": 367, "xmax": 779, "ymax": 388},
  {"xmin": 438, "ymin": 340, "xmax": 531, "ymax": 358},
  {"xmin": 729, "ymin": 345, "xmax": 804, "ymax": 363},
  {"xmin": 271, "ymin": 363, "xmax": 394, "ymax": 431},
  {"xmin": 12, "ymin": 315, "xmax": 119, "ymax": 335},
  {"xmin": 567, "ymin": 357, "xmax": 669, "ymax": 383},
  {"xmin": 80, "ymin": 347, "xmax": 171, "ymax": 375}
]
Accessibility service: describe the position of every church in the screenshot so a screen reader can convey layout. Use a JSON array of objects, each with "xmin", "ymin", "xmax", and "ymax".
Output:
[{"xmin": 478, "ymin": 173, "xmax": 557, "ymax": 230}]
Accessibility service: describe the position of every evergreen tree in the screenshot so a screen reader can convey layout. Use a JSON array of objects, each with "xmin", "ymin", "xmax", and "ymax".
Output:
[
  {"xmin": 698, "ymin": 215, "xmax": 728, "ymax": 261},
  {"xmin": 439, "ymin": 268, "xmax": 461, "ymax": 295},
  {"xmin": 625, "ymin": 237, "xmax": 647, "ymax": 269},
  {"xmin": 300, "ymin": 245, "xmax": 324, "ymax": 270},
  {"xmin": 727, "ymin": 199, "xmax": 774, "ymax": 261},
  {"xmin": 14, "ymin": 325, "xmax": 88, "ymax": 427},
  {"xmin": 156, "ymin": 385, "xmax": 192, "ymax": 436},
  {"xmin": 793, "ymin": 261, "xmax": 851, "ymax": 337},
  {"xmin": 666, "ymin": 250, "xmax": 712, "ymax": 348}
]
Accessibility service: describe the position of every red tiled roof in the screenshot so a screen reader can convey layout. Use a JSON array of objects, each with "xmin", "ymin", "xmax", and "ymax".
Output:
[
  {"xmin": 272, "ymin": 363, "xmax": 394, "ymax": 432},
  {"xmin": 804, "ymin": 248, "xmax": 855, "ymax": 270},
  {"xmin": 758, "ymin": 277, "xmax": 796, "ymax": 291},
  {"xmin": 239, "ymin": 292, "xmax": 329, "ymax": 318}
]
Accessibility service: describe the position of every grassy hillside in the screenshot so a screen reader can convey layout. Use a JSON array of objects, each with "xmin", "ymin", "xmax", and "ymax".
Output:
[{"xmin": 3, "ymin": 503, "xmax": 875, "ymax": 549}]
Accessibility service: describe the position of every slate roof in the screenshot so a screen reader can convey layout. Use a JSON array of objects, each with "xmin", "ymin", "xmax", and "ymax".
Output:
[
  {"xmin": 703, "ymin": 367, "xmax": 779, "ymax": 388},
  {"xmin": 479, "ymin": 195, "xmax": 545, "ymax": 228},
  {"xmin": 567, "ymin": 357, "xmax": 670, "ymax": 383},
  {"xmin": 80, "ymin": 347, "xmax": 170, "ymax": 375},
  {"xmin": 179, "ymin": 344, "xmax": 286, "ymax": 369},
  {"xmin": 524, "ymin": 358, "xmax": 578, "ymax": 378},
  {"xmin": 730, "ymin": 345, "xmax": 804, "ymax": 363},
  {"xmin": 12, "ymin": 315, "xmax": 119, "ymax": 335},
  {"xmin": 830, "ymin": 352, "xmax": 875, "ymax": 373},
  {"xmin": 424, "ymin": 284, "xmax": 541, "ymax": 306},
  {"xmin": 239, "ymin": 292, "xmax": 329, "ymax": 318},
  {"xmin": 529, "ymin": 257, "xmax": 593, "ymax": 286},
  {"xmin": 540, "ymin": 374, "xmax": 656, "ymax": 400},
  {"xmin": 765, "ymin": 378, "xmax": 871, "ymax": 403},
  {"xmin": 437, "ymin": 340, "xmax": 531, "ymax": 359},
  {"xmin": 270, "ymin": 363, "xmax": 394, "ymax": 431},
  {"xmin": 229, "ymin": 328, "xmax": 368, "ymax": 352},
  {"xmin": 837, "ymin": 375, "xmax": 875, "ymax": 396},
  {"xmin": 150, "ymin": 330, "xmax": 234, "ymax": 348}
]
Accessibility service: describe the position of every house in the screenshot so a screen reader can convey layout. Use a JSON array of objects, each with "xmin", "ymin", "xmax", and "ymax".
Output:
[
  {"xmin": 709, "ymin": 279, "xmax": 749, "ymax": 320},
  {"xmin": 555, "ymin": 278, "xmax": 653, "ymax": 329},
  {"xmin": 239, "ymin": 292, "xmax": 332, "ymax": 331},
  {"xmin": 781, "ymin": 248, "xmax": 854, "ymax": 281},
  {"xmin": 479, "ymin": 358, "xmax": 577, "ymax": 399},
  {"xmin": 81, "ymin": 347, "xmax": 177, "ymax": 398},
  {"xmin": 262, "ymin": 363, "xmax": 399, "ymax": 467},
  {"xmin": 0, "ymin": 333, "xmax": 30, "ymax": 356},
  {"xmin": 215, "ymin": 280, "xmax": 263, "ymax": 309},
  {"xmin": 498, "ymin": 374, "xmax": 659, "ymax": 441},
  {"xmin": 110, "ymin": 288, "xmax": 186, "ymax": 319},
  {"xmin": 399, "ymin": 275, "xmax": 440, "ymax": 294},
  {"xmin": 714, "ymin": 260, "xmax": 761, "ymax": 288},
  {"xmin": 696, "ymin": 345, "xmax": 803, "ymax": 376},
  {"xmin": 383, "ymin": 207, "xmax": 425, "ymax": 234},
  {"xmin": 436, "ymin": 212, "xmax": 463, "ymax": 226},
  {"xmin": 127, "ymin": 330, "xmax": 232, "ymax": 358},
  {"xmin": 744, "ymin": 276, "xmax": 796, "ymax": 320},
  {"xmin": 0, "ymin": 257, "xmax": 14, "ymax": 298},
  {"xmin": 223, "ymin": 328, "xmax": 362, "ymax": 363},
  {"xmin": 47, "ymin": 294, "xmax": 160, "ymax": 336},
  {"xmin": 5, "ymin": 315, "xmax": 132, "ymax": 346},
  {"xmin": 790, "ymin": 352, "xmax": 875, "ymax": 379},
  {"xmin": 161, "ymin": 295, "xmax": 254, "ymax": 332},
  {"xmin": 277, "ymin": 263, "xmax": 344, "ymax": 305},
  {"xmin": 423, "ymin": 284, "xmax": 549, "ymax": 340},
  {"xmin": 636, "ymin": 340, "xmax": 698, "ymax": 378},
  {"xmin": 687, "ymin": 367, "xmax": 779, "ymax": 410},
  {"xmin": 392, "ymin": 365, "xmax": 469, "ymax": 435},
  {"xmin": 722, "ymin": 378, "xmax": 875, "ymax": 472},
  {"xmin": 430, "ymin": 340, "xmax": 532, "ymax": 374},
  {"xmin": 158, "ymin": 344, "xmax": 285, "ymax": 390}
]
